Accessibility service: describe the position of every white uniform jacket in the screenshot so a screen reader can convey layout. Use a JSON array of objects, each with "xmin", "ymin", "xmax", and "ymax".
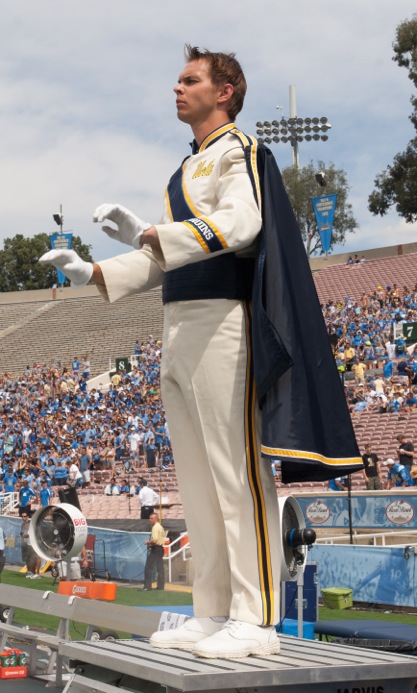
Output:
[{"xmin": 97, "ymin": 123, "xmax": 262, "ymax": 303}]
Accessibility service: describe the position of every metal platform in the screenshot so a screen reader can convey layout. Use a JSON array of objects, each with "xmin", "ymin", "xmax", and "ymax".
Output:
[{"xmin": 60, "ymin": 636, "xmax": 417, "ymax": 693}]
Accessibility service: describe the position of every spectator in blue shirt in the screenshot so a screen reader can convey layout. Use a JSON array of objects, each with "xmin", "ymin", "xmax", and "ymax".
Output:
[
  {"xmin": 53, "ymin": 460, "xmax": 68, "ymax": 486},
  {"xmin": 383, "ymin": 359, "xmax": 394, "ymax": 379},
  {"xmin": 385, "ymin": 458, "xmax": 412, "ymax": 488},
  {"xmin": 328, "ymin": 477, "xmax": 347, "ymax": 491},
  {"xmin": 396, "ymin": 337, "xmax": 406, "ymax": 356},
  {"xmin": 119, "ymin": 479, "xmax": 132, "ymax": 494},
  {"xmin": 2, "ymin": 465, "xmax": 18, "ymax": 493},
  {"xmin": 18, "ymin": 479, "xmax": 37, "ymax": 516},
  {"xmin": 39, "ymin": 480, "xmax": 53, "ymax": 506}
]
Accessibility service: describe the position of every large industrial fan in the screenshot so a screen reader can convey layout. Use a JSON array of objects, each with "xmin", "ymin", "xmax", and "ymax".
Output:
[
  {"xmin": 29, "ymin": 503, "xmax": 88, "ymax": 562},
  {"xmin": 279, "ymin": 496, "xmax": 316, "ymax": 581}
]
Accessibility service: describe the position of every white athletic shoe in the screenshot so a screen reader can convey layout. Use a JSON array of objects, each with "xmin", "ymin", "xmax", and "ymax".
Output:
[
  {"xmin": 150, "ymin": 617, "xmax": 227, "ymax": 651},
  {"xmin": 30, "ymin": 574, "xmax": 41, "ymax": 579},
  {"xmin": 192, "ymin": 619, "xmax": 281, "ymax": 659},
  {"xmin": 25, "ymin": 572, "xmax": 33, "ymax": 578}
]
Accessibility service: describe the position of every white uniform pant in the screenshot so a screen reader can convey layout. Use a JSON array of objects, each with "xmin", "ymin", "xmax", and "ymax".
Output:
[{"xmin": 161, "ymin": 299, "xmax": 281, "ymax": 626}]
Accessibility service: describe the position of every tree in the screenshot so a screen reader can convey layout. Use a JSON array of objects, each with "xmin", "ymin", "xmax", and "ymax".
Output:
[
  {"xmin": 0, "ymin": 234, "xmax": 93, "ymax": 292},
  {"xmin": 281, "ymin": 160, "xmax": 358, "ymax": 257},
  {"xmin": 368, "ymin": 15, "xmax": 417, "ymax": 222}
]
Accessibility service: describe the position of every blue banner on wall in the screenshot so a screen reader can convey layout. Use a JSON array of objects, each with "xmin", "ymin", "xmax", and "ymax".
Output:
[
  {"xmin": 312, "ymin": 194, "xmax": 337, "ymax": 253},
  {"xmin": 0, "ymin": 517, "xmax": 149, "ymax": 582},
  {"xmin": 310, "ymin": 544, "xmax": 417, "ymax": 609},
  {"xmin": 296, "ymin": 493, "xmax": 417, "ymax": 530},
  {"xmin": 50, "ymin": 232, "xmax": 73, "ymax": 285},
  {"xmin": 2, "ymin": 515, "xmax": 416, "ymax": 609}
]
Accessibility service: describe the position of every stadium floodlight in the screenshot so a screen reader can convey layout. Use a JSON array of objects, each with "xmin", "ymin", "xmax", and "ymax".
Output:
[
  {"xmin": 53, "ymin": 204, "xmax": 64, "ymax": 233},
  {"xmin": 255, "ymin": 85, "xmax": 332, "ymax": 167}
]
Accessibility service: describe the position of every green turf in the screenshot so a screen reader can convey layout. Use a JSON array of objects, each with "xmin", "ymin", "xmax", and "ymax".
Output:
[
  {"xmin": 1, "ymin": 568, "xmax": 417, "ymax": 638},
  {"xmin": 319, "ymin": 606, "xmax": 417, "ymax": 625},
  {"xmin": 0, "ymin": 568, "xmax": 193, "ymax": 639}
]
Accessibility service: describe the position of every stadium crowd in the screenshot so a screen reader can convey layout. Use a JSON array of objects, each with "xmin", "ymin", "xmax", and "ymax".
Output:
[
  {"xmin": 0, "ymin": 336, "xmax": 173, "ymax": 509},
  {"xmin": 2, "ymin": 280, "xmax": 417, "ymax": 506},
  {"xmin": 323, "ymin": 284, "xmax": 417, "ymax": 413}
]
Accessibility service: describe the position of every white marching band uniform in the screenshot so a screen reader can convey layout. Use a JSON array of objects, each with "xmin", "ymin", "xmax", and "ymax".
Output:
[{"xmin": 97, "ymin": 123, "xmax": 281, "ymax": 626}]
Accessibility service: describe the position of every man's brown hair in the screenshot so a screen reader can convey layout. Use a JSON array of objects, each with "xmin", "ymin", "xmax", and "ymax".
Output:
[{"xmin": 184, "ymin": 44, "xmax": 247, "ymax": 121}]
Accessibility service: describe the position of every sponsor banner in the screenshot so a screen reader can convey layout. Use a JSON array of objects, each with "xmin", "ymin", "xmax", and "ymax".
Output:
[
  {"xmin": 297, "ymin": 493, "xmax": 417, "ymax": 529},
  {"xmin": 310, "ymin": 543, "xmax": 417, "ymax": 609},
  {"xmin": 50, "ymin": 232, "xmax": 73, "ymax": 285},
  {"xmin": 0, "ymin": 518, "xmax": 148, "ymax": 581}
]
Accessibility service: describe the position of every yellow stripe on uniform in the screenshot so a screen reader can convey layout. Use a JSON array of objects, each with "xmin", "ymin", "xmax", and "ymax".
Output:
[
  {"xmin": 181, "ymin": 162, "xmax": 200, "ymax": 217},
  {"xmin": 231, "ymin": 130, "xmax": 262, "ymax": 211},
  {"xmin": 199, "ymin": 217, "xmax": 228, "ymax": 249},
  {"xmin": 243, "ymin": 301, "xmax": 274, "ymax": 626},
  {"xmin": 200, "ymin": 123, "xmax": 237, "ymax": 152},
  {"xmin": 261, "ymin": 445, "xmax": 363, "ymax": 466},
  {"xmin": 183, "ymin": 221, "xmax": 210, "ymax": 253},
  {"xmin": 164, "ymin": 189, "xmax": 174, "ymax": 222},
  {"xmin": 248, "ymin": 135, "xmax": 262, "ymax": 213}
]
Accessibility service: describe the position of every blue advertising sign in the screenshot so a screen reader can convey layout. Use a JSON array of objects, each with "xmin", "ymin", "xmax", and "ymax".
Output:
[
  {"xmin": 296, "ymin": 493, "xmax": 417, "ymax": 530},
  {"xmin": 50, "ymin": 232, "xmax": 73, "ymax": 285},
  {"xmin": 0, "ymin": 517, "xmax": 149, "ymax": 581},
  {"xmin": 310, "ymin": 544, "xmax": 417, "ymax": 609},
  {"xmin": 312, "ymin": 194, "xmax": 337, "ymax": 253}
]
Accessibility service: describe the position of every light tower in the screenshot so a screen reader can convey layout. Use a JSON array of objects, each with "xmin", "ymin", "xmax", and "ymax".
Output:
[{"xmin": 256, "ymin": 86, "xmax": 331, "ymax": 167}]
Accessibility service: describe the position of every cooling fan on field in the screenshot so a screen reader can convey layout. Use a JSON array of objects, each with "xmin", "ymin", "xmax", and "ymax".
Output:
[
  {"xmin": 279, "ymin": 496, "xmax": 316, "ymax": 581},
  {"xmin": 29, "ymin": 503, "xmax": 88, "ymax": 562}
]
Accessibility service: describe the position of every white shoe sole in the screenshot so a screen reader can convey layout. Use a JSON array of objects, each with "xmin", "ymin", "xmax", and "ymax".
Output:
[
  {"xmin": 193, "ymin": 640, "xmax": 281, "ymax": 659},
  {"xmin": 150, "ymin": 638, "xmax": 199, "ymax": 651}
]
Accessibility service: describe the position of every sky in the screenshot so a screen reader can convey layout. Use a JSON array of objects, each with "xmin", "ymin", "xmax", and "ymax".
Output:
[{"xmin": 1, "ymin": 0, "xmax": 416, "ymax": 261}]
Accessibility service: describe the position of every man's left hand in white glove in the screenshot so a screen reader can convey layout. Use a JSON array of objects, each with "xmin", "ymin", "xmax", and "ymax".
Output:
[
  {"xmin": 39, "ymin": 249, "xmax": 93, "ymax": 289},
  {"xmin": 93, "ymin": 204, "xmax": 152, "ymax": 250}
]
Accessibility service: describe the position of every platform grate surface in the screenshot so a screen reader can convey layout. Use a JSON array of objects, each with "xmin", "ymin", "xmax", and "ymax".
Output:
[{"xmin": 60, "ymin": 636, "xmax": 417, "ymax": 690}]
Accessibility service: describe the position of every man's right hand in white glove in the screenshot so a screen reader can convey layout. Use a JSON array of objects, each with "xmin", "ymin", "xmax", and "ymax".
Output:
[
  {"xmin": 93, "ymin": 204, "xmax": 151, "ymax": 250},
  {"xmin": 39, "ymin": 250, "xmax": 93, "ymax": 289}
]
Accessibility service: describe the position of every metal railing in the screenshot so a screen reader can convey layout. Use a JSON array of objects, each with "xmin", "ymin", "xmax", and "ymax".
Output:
[
  {"xmin": 317, "ymin": 529, "xmax": 417, "ymax": 546},
  {"xmin": 163, "ymin": 532, "xmax": 190, "ymax": 583},
  {"xmin": 0, "ymin": 492, "xmax": 19, "ymax": 515}
]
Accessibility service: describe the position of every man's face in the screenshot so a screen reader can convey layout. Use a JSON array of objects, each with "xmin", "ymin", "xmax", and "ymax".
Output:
[{"xmin": 174, "ymin": 59, "xmax": 223, "ymax": 127}]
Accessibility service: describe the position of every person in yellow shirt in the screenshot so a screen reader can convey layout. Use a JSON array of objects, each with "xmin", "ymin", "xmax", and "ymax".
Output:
[
  {"xmin": 110, "ymin": 372, "xmax": 122, "ymax": 387},
  {"xmin": 143, "ymin": 513, "xmax": 165, "ymax": 591},
  {"xmin": 352, "ymin": 359, "xmax": 366, "ymax": 384},
  {"xmin": 344, "ymin": 344, "xmax": 356, "ymax": 371}
]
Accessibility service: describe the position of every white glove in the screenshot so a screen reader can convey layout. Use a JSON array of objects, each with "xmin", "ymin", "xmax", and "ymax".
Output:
[
  {"xmin": 39, "ymin": 250, "xmax": 93, "ymax": 289},
  {"xmin": 93, "ymin": 204, "xmax": 151, "ymax": 249}
]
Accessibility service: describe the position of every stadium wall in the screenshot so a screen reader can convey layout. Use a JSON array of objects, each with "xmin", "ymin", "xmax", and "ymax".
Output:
[{"xmin": 0, "ymin": 239, "xmax": 416, "ymax": 305}]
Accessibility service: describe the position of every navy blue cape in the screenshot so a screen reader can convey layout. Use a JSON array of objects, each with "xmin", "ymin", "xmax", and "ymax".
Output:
[{"xmin": 249, "ymin": 145, "xmax": 363, "ymax": 483}]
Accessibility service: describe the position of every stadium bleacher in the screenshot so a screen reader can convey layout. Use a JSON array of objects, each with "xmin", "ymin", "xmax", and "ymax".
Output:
[
  {"xmin": 0, "ymin": 287, "xmax": 163, "ymax": 377},
  {"xmin": 1, "ymin": 244, "xmax": 417, "ymax": 521},
  {"xmin": 314, "ymin": 252, "xmax": 417, "ymax": 304}
]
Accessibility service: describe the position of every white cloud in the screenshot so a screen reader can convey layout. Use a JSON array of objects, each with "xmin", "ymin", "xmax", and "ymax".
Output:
[{"xmin": 0, "ymin": 0, "xmax": 416, "ymax": 260}]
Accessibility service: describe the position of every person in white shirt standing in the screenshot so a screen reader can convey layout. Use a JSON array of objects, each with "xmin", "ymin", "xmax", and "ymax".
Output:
[
  {"xmin": 128, "ymin": 426, "xmax": 141, "ymax": 464},
  {"xmin": 138, "ymin": 479, "xmax": 159, "ymax": 519},
  {"xmin": 66, "ymin": 461, "xmax": 83, "ymax": 489}
]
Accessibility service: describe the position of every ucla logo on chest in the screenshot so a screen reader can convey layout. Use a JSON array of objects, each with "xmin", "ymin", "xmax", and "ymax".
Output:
[{"xmin": 192, "ymin": 159, "xmax": 215, "ymax": 178}]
